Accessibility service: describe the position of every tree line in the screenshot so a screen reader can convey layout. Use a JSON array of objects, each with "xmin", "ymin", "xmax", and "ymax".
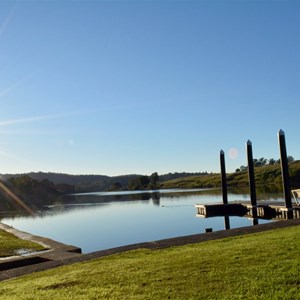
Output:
[
  {"xmin": 236, "ymin": 156, "xmax": 295, "ymax": 172},
  {"xmin": 110, "ymin": 171, "xmax": 211, "ymax": 191},
  {"xmin": 1, "ymin": 171, "xmax": 209, "ymax": 193},
  {"xmin": 111, "ymin": 172, "xmax": 159, "ymax": 191}
]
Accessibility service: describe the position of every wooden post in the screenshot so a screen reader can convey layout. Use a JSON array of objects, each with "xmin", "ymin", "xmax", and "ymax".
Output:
[
  {"xmin": 246, "ymin": 140, "xmax": 257, "ymax": 207},
  {"xmin": 220, "ymin": 150, "xmax": 228, "ymax": 205},
  {"xmin": 278, "ymin": 130, "xmax": 293, "ymax": 213},
  {"xmin": 224, "ymin": 216, "xmax": 230, "ymax": 230}
]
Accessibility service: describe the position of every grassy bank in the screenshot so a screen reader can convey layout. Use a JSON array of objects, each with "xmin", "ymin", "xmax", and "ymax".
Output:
[
  {"xmin": 0, "ymin": 229, "xmax": 46, "ymax": 257},
  {"xmin": 0, "ymin": 225, "xmax": 299, "ymax": 299},
  {"xmin": 160, "ymin": 160, "xmax": 300, "ymax": 190}
]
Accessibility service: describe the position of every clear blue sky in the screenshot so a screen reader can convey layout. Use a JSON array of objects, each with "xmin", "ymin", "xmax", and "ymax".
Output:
[{"xmin": 0, "ymin": 0, "xmax": 299, "ymax": 176}]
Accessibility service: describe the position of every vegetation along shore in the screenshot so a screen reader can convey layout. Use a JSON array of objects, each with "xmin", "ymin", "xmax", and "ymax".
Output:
[{"xmin": 0, "ymin": 159, "xmax": 299, "ymax": 211}]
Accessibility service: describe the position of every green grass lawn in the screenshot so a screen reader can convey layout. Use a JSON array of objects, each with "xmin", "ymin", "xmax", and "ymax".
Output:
[
  {"xmin": 0, "ymin": 225, "xmax": 299, "ymax": 299},
  {"xmin": 0, "ymin": 229, "xmax": 46, "ymax": 257}
]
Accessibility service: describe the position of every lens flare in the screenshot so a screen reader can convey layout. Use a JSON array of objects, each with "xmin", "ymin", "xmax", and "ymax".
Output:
[
  {"xmin": 0, "ymin": 182, "xmax": 35, "ymax": 216},
  {"xmin": 228, "ymin": 148, "xmax": 239, "ymax": 160}
]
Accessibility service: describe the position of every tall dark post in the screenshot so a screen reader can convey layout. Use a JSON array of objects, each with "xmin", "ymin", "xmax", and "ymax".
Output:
[
  {"xmin": 246, "ymin": 140, "xmax": 257, "ymax": 207},
  {"xmin": 220, "ymin": 150, "xmax": 228, "ymax": 205},
  {"xmin": 278, "ymin": 129, "xmax": 292, "ymax": 211}
]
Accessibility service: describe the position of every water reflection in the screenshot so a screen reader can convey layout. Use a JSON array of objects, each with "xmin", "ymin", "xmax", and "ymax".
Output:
[
  {"xmin": 224, "ymin": 216, "xmax": 230, "ymax": 230},
  {"xmin": 1, "ymin": 189, "xmax": 277, "ymax": 253}
]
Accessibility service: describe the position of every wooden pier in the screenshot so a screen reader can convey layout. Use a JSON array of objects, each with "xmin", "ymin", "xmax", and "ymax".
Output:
[
  {"xmin": 195, "ymin": 202, "xmax": 300, "ymax": 220},
  {"xmin": 199, "ymin": 130, "xmax": 300, "ymax": 222}
]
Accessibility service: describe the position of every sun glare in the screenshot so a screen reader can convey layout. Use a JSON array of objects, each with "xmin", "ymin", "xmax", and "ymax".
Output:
[
  {"xmin": 228, "ymin": 148, "xmax": 239, "ymax": 160},
  {"xmin": 0, "ymin": 181, "xmax": 35, "ymax": 215}
]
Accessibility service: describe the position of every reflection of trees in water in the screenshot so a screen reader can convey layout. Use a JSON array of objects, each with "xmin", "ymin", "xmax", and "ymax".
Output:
[
  {"xmin": 75, "ymin": 193, "xmax": 152, "ymax": 203},
  {"xmin": 0, "ymin": 190, "xmax": 70, "ymax": 218},
  {"xmin": 229, "ymin": 185, "xmax": 283, "ymax": 194},
  {"xmin": 151, "ymin": 192, "xmax": 160, "ymax": 206},
  {"xmin": 0, "ymin": 186, "xmax": 286, "ymax": 219},
  {"xmin": 39, "ymin": 202, "xmax": 110, "ymax": 218},
  {"xmin": 61, "ymin": 188, "xmax": 286, "ymax": 207},
  {"xmin": 159, "ymin": 189, "xmax": 221, "ymax": 200},
  {"xmin": 229, "ymin": 186, "xmax": 284, "ymax": 201}
]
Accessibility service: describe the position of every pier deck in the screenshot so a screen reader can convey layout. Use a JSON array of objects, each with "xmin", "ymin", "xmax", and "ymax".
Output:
[{"xmin": 195, "ymin": 201, "xmax": 300, "ymax": 220}]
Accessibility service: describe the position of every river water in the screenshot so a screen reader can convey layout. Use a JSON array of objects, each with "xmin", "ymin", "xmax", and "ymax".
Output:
[{"xmin": 2, "ymin": 189, "xmax": 282, "ymax": 253}]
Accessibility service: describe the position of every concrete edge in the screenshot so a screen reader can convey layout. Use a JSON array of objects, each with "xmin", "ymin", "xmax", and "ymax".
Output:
[
  {"xmin": 1, "ymin": 218, "xmax": 300, "ymax": 281},
  {"xmin": 0, "ymin": 222, "xmax": 71, "ymax": 251},
  {"xmin": 0, "ymin": 222, "xmax": 82, "ymax": 266}
]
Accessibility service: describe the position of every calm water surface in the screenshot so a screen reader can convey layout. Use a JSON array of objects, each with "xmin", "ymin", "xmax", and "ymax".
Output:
[{"xmin": 2, "ymin": 189, "xmax": 282, "ymax": 253}]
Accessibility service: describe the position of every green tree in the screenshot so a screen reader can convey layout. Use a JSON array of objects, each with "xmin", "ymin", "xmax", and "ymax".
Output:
[
  {"xmin": 150, "ymin": 172, "xmax": 159, "ymax": 189},
  {"xmin": 9, "ymin": 175, "xmax": 34, "ymax": 194},
  {"xmin": 268, "ymin": 158, "xmax": 276, "ymax": 165},
  {"xmin": 111, "ymin": 182, "xmax": 122, "ymax": 191},
  {"xmin": 240, "ymin": 165, "xmax": 247, "ymax": 172},
  {"xmin": 258, "ymin": 157, "xmax": 267, "ymax": 166},
  {"xmin": 139, "ymin": 176, "xmax": 150, "ymax": 188},
  {"xmin": 127, "ymin": 176, "xmax": 150, "ymax": 190},
  {"xmin": 128, "ymin": 179, "xmax": 138, "ymax": 190}
]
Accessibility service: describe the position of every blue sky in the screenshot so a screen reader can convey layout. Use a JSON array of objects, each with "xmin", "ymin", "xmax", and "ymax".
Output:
[{"xmin": 0, "ymin": 0, "xmax": 299, "ymax": 176}]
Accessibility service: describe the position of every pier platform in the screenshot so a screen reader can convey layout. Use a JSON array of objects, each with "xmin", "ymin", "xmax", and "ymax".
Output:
[{"xmin": 195, "ymin": 201, "xmax": 300, "ymax": 220}]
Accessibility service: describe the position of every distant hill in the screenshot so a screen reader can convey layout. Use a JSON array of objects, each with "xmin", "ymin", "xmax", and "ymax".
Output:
[
  {"xmin": 160, "ymin": 160, "xmax": 300, "ymax": 191},
  {"xmin": 0, "ymin": 171, "xmax": 207, "ymax": 193},
  {"xmin": 3, "ymin": 161, "xmax": 298, "ymax": 195},
  {"xmin": 0, "ymin": 175, "xmax": 70, "ymax": 212},
  {"xmin": 0, "ymin": 164, "xmax": 299, "ymax": 212},
  {"xmin": 1, "ymin": 172, "xmax": 110, "ymax": 185}
]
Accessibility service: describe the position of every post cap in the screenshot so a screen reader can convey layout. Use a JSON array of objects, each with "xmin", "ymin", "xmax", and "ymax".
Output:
[
  {"xmin": 246, "ymin": 140, "xmax": 252, "ymax": 146},
  {"xmin": 278, "ymin": 129, "xmax": 285, "ymax": 136},
  {"xmin": 220, "ymin": 150, "xmax": 224, "ymax": 155}
]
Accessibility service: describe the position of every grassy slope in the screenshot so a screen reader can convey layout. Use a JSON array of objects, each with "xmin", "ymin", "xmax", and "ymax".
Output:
[
  {"xmin": 0, "ymin": 230, "xmax": 46, "ymax": 257},
  {"xmin": 160, "ymin": 160, "xmax": 300, "ymax": 190},
  {"xmin": 0, "ymin": 225, "xmax": 300, "ymax": 299}
]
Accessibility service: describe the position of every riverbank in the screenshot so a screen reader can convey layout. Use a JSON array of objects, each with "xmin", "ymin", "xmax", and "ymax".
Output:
[
  {"xmin": 0, "ymin": 227, "xmax": 46, "ymax": 258},
  {"xmin": 0, "ymin": 222, "xmax": 82, "ymax": 281},
  {"xmin": 0, "ymin": 219, "xmax": 300, "ymax": 286},
  {"xmin": 0, "ymin": 219, "xmax": 299, "ymax": 299},
  {"xmin": 160, "ymin": 160, "xmax": 300, "ymax": 190}
]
